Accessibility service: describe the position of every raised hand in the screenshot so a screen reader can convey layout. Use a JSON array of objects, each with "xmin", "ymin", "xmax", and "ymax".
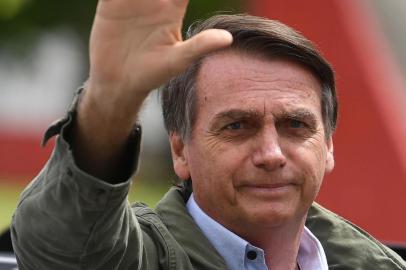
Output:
[
  {"xmin": 74, "ymin": 0, "xmax": 232, "ymax": 180},
  {"xmin": 88, "ymin": 0, "xmax": 232, "ymax": 110}
]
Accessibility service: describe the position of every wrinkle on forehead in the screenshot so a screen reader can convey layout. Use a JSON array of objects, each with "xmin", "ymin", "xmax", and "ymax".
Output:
[
  {"xmin": 200, "ymin": 85, "xmax": 320, "ymax": 116},
  {"xmin": 197, "ymin": 51, "xmax": 322, "ymax": 103}
]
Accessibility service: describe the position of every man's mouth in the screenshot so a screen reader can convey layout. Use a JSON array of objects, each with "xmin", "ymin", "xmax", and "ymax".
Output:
[{"xmin": 237, "ymin": 182, "xmax": 297, "ymax": 197}]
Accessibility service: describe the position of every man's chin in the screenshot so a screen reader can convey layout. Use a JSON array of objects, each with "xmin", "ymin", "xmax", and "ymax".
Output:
[{"xmin": 242, "ymin": 204, "xmax": 305, "ymax": 228}]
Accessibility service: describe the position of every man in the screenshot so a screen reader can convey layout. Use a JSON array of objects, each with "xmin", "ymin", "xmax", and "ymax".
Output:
[{"xmin": 11, "ymin": 0, "xmax": 406, "ymax": 269}]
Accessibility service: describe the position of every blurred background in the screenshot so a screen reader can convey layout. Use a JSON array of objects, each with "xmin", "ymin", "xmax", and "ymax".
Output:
[{"xmin": 0, "ymin": 0, "xmax": 405, "ymax": 246}]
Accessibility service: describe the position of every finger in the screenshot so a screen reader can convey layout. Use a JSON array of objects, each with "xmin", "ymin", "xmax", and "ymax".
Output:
[{"xmin": 173, "ymin": 29, "xmax": 233, "ymax": 70}]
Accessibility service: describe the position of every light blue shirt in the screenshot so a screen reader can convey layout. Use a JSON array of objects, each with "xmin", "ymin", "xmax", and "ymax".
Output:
[{"xmin": 186, "ymin": 194, "xmax": 328, "ymax": 270}]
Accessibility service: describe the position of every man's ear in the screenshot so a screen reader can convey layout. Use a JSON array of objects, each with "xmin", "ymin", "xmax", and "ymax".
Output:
[
  {"xmin": 169, "ymin": 133, "xmax": 191, "ymax": 180},
  {"xmin": 325, "ymin": 137, "xmax": 335, "ymax": 173}
]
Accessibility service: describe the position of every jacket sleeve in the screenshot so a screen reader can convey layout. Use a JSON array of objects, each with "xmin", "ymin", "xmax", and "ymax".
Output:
[{"xmin": 11, "ymin": 89, "xmax": 147, "ymax": 270}]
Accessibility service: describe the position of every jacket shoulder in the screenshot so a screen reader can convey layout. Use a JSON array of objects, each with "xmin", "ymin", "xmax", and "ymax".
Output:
[{"xmin": 307, "ymin": 203, "xmax": 406, "ymax": 269}]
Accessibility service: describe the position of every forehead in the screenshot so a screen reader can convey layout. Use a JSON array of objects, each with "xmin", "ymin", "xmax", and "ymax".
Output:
[{"xmin": 195, "ymin": 50, "xmax": 322, "ymax": 117}]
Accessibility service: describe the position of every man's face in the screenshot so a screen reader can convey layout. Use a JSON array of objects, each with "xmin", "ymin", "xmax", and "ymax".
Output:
[{"xmin": 171, "ymin": 50, "xmax": 334, "ymax": 236}]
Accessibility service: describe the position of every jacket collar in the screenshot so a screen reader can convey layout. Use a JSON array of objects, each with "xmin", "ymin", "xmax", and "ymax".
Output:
[{"xmin": 155, "ymin": 185, "xmax": 228, "ymax": 270}]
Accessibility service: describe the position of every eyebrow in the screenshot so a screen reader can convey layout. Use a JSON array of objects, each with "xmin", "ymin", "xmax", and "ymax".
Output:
[
  {"xmin": 279, "ymin": 109, "xmax": 318, "ymax": 126},
  {"xmin": 209, "ymin": 108, "xmax": 319, "ymax": 128},
  {"xmin": 212, "ymin": 109, "xmax": 262, "ymax": 122}
]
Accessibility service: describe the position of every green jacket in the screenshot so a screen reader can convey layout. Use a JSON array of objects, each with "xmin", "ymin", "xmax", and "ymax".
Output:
[{"xmin": 11, "ymin": 104, "xmax": 406, "ymax": 270}]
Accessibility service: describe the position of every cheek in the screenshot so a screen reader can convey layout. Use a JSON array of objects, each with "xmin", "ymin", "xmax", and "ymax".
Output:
[
  {"xmin": 187, "ymin": 140, "xmax": 248, "ymax": 194},
  {"xmin": 188, "ymin": 144, "xmax": 248, "ymax": 217},
  {"xmin": 292, "ymin": 144, "xmax": 327, "ymax": 194}
]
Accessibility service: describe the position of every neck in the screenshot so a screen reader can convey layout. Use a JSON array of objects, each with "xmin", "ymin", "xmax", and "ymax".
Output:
[{"xmin": 239, "ymin": 216, "xmax": 306, "ymax": 270}]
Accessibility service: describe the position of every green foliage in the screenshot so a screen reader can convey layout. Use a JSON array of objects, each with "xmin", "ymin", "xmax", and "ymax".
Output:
[
  {"xmin": 0, "ymin": 0, "xmax": 97, "ymax": 49},
  {"xmin": 129, "ymin": 178, "xmax": 172, "ymax": 207},
  {"xmin": 0, "ymin": 0, "xmax": 29, "ymax": 20},
  {"xmin": 184, "ymin": 0, "xmax": 243, "ymax": 30},
  {"xmin": 0, "ymin": 183, "xmax": 23, "ymax": 231}
]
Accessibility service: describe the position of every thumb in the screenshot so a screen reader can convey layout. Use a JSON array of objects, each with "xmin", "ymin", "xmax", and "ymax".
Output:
[{"xmin": 172, "ymin": 29, "xmax": 233, "ymax": 71}]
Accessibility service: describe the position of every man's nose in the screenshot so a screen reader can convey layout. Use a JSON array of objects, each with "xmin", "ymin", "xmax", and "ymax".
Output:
[{"xmin": 251, "ymin": 127, "xmax": 286, "ymax": 171}]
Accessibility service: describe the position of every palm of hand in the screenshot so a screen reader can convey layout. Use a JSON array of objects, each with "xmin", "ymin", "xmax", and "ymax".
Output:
[
  {"xmin": 89, "ymin": 0, "xmax": 232, "ymax": 96},
  {"xmin": 89, "ymin": 0, "xmax": 186, "ymax": 90}
]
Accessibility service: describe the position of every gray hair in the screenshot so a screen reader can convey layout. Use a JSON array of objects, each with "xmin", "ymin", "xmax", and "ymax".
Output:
[{"xmin": 161, "ymin": 14, "xmax": 337, "ymax": 140}]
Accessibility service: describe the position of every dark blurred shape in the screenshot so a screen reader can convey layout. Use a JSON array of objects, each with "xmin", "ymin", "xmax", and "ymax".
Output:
[
  {"xmin": 386, "ymin": 243, "xmax": 406, "ymax": 260},
  {"xmin": 0, "ymin": 228, "xmax": 17, "ymax": 269},
  {"xmin": 0, "ymin": 229, "xmax": 12, "ymax": 252}
]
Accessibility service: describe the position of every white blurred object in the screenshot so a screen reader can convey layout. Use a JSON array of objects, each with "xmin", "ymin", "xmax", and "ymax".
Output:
[
  {"xmin": 139, "ymin": 90, "xmax": 169, "ymax": 153},
  {"xmin": 0, "ymin": 29, "xmax": 82, "ymax": 135},
  {"xmin": 0, "ymin": 28, "xmax": 168, "ymax": 152}
]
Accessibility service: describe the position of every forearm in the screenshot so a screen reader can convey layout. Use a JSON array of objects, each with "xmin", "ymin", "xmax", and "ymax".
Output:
[{"xmin": 70, "ymin": 83, "xmax": 148, "ymax": 182}]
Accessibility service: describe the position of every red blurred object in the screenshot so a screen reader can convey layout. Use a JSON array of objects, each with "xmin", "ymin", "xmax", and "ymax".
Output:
[
  {"xmin": 249, "ymin": 0, "xmax": 406, "ymax": 243},
  {"xmin": 0, "ymin": 131, "xmax": 54, "ymax": 182}
]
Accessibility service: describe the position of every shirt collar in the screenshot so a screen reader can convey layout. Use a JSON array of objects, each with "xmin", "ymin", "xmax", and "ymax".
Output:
[
  {"xmin": 186, "ymin": 193, "xmax": 328, "ymax": 270},
  {"xmin": 298, "ymin": 226, "xmax": 329, "ymax": 269}
]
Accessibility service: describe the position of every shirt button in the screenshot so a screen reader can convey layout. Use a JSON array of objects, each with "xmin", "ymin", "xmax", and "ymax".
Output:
[{"xmin": 246, "ymin": 250, "xmax": 257, "ymax": 260}]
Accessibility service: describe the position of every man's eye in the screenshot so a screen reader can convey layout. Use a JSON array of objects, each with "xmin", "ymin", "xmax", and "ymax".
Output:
[
  {"xmin": 225, "ymin": 122, "xmax": 243, "ymax": 130},
  {"xmin": 289, "ymin": 119, "xmax": 306, "ymax": 129}
]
